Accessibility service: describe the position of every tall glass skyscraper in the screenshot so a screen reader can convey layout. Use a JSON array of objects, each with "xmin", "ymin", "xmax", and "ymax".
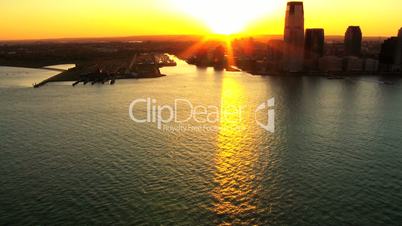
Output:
[
  {"xmin": 395, "ymin": 28, "xmax": 402, "ymax": 66},
  {"xmin": 304, "ymin": 28, "xmax": 325, "ymax": 70},
  {"xmin": 284, "ymin": 1, "xmax": 305, "ymax": 72}
]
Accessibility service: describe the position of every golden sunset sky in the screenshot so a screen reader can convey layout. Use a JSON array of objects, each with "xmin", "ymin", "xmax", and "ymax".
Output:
[{"xmin": 0, "ymin": 0, "xmax": 401, "ymax": 40}]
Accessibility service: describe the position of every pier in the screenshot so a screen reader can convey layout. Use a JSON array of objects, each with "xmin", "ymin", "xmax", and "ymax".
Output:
[{"xmin": 33, "ymin": 53, "xmax": 176, "ymax": 88}]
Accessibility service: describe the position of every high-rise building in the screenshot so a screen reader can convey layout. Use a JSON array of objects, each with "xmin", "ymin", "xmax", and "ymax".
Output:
[
  {"xmin": 395, "ymin": 28, "xmax": 402, "ymax": 66},
  {"xmin": 267, "ymin": 40, "xmax": 285, "ymax": 72},
  {"xmin": 212, "ymin": 45, "xmax": 226, "ymax": 69},
  {"xmin": 304, "ymin": 28, "xmax": 324, "ymax": 70},
  {"xmin": 284, "ymin": 1, "xmax": 304, "ymax": 72},
  {"xmin": 379, "ymin": 37, "xmax": 398, "ymax": 71},
  {"xmin": 344, "ymin": 26, "xmax": 362, "ymax": 56},
  {"xmin": 305, "ymin": 29, "xmax": 324, "ymax": 58}
]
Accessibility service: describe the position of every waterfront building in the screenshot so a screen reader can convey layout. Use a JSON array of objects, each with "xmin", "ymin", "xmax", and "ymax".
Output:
[
  {"xmin": 194, "ymin": 48, "xmax": 209, "ymax": 66},
  {"xmin": 344, "ymin": 26, "xmax": 362, "ymax": 56},
  {"xmin": 304, "ymin": 28, "xmax": 325, "ymax": 70},
  {"xmin": 325, "ymin": 42, "xmax": 344, "ymax": 57},
  {"xmin": 344, "ymin": 56, "xmax": 364, "ymax": 72},
  {"xmin": 363, "ymin": 58, "xmax": 379, "ymax": 73},
  {"xmin": 395, "ymin": 28, "xmax": 402, "ymax": 70},
  {"xmin": 379, "ymin": 37, "xmax": 398, "ymax": 71},
  {"xmin": 318, "ymin": 56, "xmax": 343, "ymax": 72},
  {"xmin": 212, "ymin": 45, "xmax": 226, "ymax": 67},
  {"xmin": 283, "ymin": 1, "xmax": 305, "ymax": 72},
  {"xmin": 267, "ymin": 40, "xmax": 285, "ymax": 72}
]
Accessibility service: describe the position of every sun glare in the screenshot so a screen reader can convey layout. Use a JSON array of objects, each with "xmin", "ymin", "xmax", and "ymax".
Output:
[{"xmin": 170, "ymin": 0, "xmax": 278, "ymax": 34}]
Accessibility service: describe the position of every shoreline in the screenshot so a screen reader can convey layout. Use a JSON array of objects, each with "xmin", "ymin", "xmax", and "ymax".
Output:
[
  {"xmin": 2, "ymin": 63, "xmax": 400, "ymax": 79},
  {"xmin": 33, "ymin": 67, "xmax": 166, "ymax": 88}
]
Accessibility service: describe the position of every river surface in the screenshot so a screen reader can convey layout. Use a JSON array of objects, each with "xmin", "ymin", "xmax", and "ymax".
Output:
[{"xmin": 1, "ymin": 58, "xmax": 402, "ymax": 225}]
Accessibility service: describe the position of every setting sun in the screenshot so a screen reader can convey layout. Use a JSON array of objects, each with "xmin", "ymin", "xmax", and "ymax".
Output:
[{"xmin": 170, "ymin": 0, "xmax": 278, "ymax": 34}]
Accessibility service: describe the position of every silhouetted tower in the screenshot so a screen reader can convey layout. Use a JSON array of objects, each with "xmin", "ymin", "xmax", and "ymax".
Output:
[
  {"xmin": 212, "ymin": 45, "xmax": 226, "ymax": 69},
  {"xmin": 195, "ymin": 48, "xmax": 209, "ymax": 66},
  {"xmin": 305, "ymin": 29, "xmax": 324, "ymax": 58},
  {"xmin": 284, "ymin": 1, "xmax": 305, "ymax": 72},
  {"xmin": 379, "ymin": 37, "xmax": 398, "ymax": 70},
  {"xmin": 267, "ymin": 40, "xmax": 285, "ymax": 71},
  {"xmin": 304, "ymin": 28, "xmax": 324, "ymax": 70},
  {"xmin": 395, "ymin": 28, "xmax": 402, "ymax": 66},
  {"xmin": 344, "ymin": 26, "xmax": 362, "ymax": 56}
]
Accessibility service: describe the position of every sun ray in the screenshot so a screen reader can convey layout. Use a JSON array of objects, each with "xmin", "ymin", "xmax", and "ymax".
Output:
[{"xmin": 179, "ymin": 36, "xmax": 211, "ymax": 59}]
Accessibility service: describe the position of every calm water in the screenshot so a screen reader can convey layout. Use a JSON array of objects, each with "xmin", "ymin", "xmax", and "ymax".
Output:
[{"xmin": 1, "ymin": 59, "xmax": 402, "ymax": 225}]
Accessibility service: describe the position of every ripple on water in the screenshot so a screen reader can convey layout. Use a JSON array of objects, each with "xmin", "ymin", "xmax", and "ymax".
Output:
[{"xmin": 1, "ymin": 63, "xmax": 402, "ymax": 225}]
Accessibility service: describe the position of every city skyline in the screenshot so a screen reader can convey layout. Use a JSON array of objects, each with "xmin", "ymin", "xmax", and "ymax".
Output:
[
  {"xmin": 1, "ymin": 1, "xmax": 402, "ymax": 225},
  {"xmin": 1, "ymin": 0, "xmax": 402, "ymax": 40}
]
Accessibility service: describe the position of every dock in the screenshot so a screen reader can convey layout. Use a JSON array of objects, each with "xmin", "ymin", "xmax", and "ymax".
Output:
[{"xmin": 33, "ymin": 53, "xmax": 175, "ymax": 88}]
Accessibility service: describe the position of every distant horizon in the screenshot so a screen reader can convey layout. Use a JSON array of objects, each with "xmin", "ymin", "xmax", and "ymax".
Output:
[{"xmin": 0, "ymin": 33, "xmax": 391, "ymax": 43}]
